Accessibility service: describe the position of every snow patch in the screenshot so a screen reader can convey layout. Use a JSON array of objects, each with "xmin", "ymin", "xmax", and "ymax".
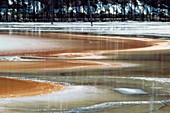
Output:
[{"xmin": 0, "ymin": 56, "xmax": 45, "ymax": 62}]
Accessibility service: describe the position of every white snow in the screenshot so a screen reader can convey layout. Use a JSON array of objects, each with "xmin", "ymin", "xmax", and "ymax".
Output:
[
  {"xmin": 0, "ymin": 22, "xmax": 170, "ymax": 37},
  {"xmin": 0, "ymin": 56, "xmax": 45, "ymax": 62}
]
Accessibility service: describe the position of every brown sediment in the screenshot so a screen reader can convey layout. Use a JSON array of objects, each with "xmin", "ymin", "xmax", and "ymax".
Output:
[
  {"xmin": 0, "ymin": 32, "xmax": 169, "ymax": 98},
  {"xmin": 0, "ymin": 32, "xmax": 168, "ymax": 72},
  {"xmin": 0, "ymin": 33, "xmax": 152, "ymax": 56},
  {"xmin": 0, "ymin": 77, "xmax": 65, "ymax": 98},
  {"xmin": 0, "ymin": 60, "xmax": 107, "ymax": 71}
]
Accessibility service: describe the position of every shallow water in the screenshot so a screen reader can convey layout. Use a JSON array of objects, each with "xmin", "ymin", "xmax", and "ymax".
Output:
[
  {"xmin": 0, "ymin": 22, "xmax": 170, "ymax": 113},
  {"xmin": 0, "ymin": 58, "xmax": 170, "ymax": 113}
]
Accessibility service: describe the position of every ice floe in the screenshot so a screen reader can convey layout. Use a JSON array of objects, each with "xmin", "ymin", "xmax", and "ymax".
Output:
[{"xmin": 114, "ymin": 88, "xmax": 148, "ymax": 95}]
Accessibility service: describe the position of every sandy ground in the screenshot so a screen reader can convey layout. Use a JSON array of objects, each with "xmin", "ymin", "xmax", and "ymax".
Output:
[{"xmin": 0, "ymin": 32, "xmax": 169, "ymax": 98}]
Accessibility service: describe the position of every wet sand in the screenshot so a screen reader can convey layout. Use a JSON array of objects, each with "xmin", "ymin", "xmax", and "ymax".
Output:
[{"xmin": 0, "ymin": 33, "xmax": 169, "ymax": 98}]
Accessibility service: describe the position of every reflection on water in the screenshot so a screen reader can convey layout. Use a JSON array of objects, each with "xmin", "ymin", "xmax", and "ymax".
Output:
[
  {"xmin": 0, "ymin": 75, "xmax": 170, "ymax": 113},
  {"xmin": 0, "ymin": 58, "xmax": 170, "ymax": 113},
  {"xmin": 0, "ymin": 22, "xmax": 170, "ymax": 113}
]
